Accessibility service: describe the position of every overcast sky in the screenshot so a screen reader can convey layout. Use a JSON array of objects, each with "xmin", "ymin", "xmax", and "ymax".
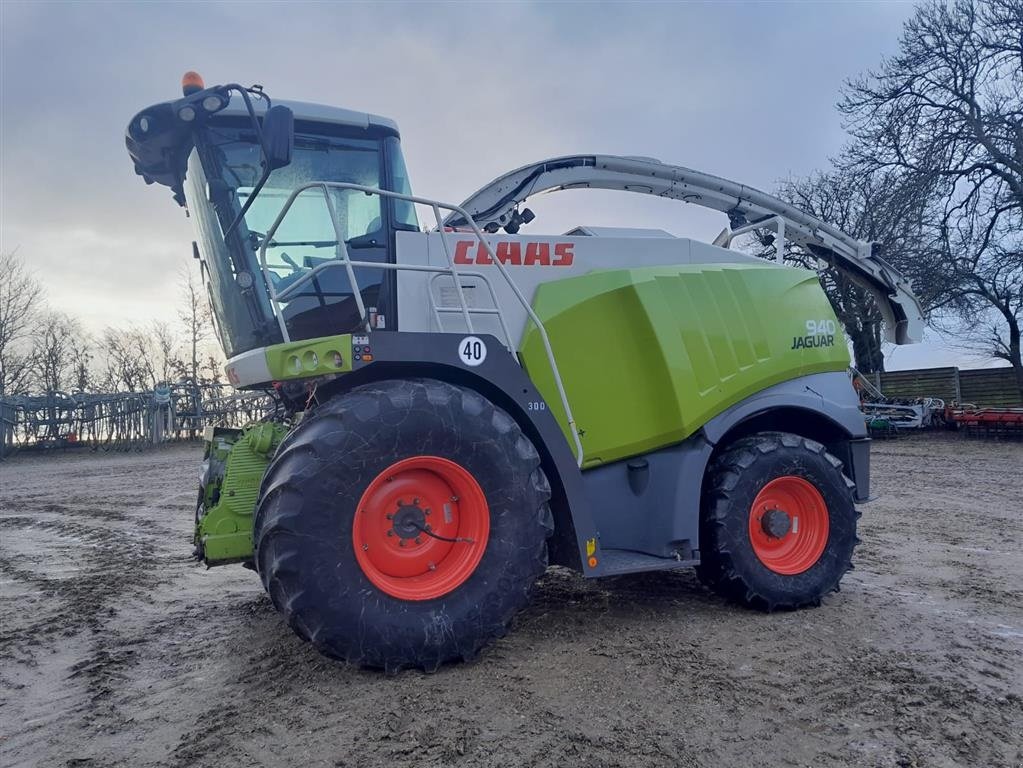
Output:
[{"xmin": 0, "ymin": 0, "xmax": 990, "ymax": 370}]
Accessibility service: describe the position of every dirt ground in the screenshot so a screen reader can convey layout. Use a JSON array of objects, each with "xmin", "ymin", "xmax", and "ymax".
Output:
[{"xmin": 1, "ymin": 435, "xmax": 1021, "ymax": 768}]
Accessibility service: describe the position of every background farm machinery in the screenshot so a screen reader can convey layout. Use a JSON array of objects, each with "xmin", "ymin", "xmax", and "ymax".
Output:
[
  {"xmin": 855, "ymin": 368, "xmax": 1023, "ymax": 437},
  {"xmin": 0, "ymin": 383, "xmax": 274, "ymax": 457}
]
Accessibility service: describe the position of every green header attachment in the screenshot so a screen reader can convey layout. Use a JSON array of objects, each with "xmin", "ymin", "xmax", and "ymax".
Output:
[{"xmin": 197, "ymin": 422, "xmax": 289, "ymax": 564}]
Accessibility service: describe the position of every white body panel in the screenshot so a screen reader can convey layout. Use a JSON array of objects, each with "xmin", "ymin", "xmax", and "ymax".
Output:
[
  {"xmin": 223, "ymin": 347, "xmax": 273, "ymax": 388},
  {"xmin": 220, "ymin": 95, "xmax": 400, "ymax": 133},
  {"xmin": 394, "ymin": 231, "xmax": 760, "ymax": 349},
  {"xmin": 564, "ymin": 226, "xmax": 677, "ymax": 238}
]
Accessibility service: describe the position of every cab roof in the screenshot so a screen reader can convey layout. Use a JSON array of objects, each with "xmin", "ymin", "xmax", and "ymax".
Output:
[
  {"xmin": 219, "ymin": 95, "xmax": 400, "ymax": 134},
  {"xmin": 125, "ymin": 87, "xmax": 400, "ymax": 205}
]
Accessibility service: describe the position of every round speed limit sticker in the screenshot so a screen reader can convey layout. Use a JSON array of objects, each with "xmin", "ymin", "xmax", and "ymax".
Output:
[{"xmin": 458, "ymin": 336, "xmax": 487, "ymax": 367}]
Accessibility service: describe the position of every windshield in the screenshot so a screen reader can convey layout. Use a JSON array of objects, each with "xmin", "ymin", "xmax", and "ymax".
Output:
[
  {"xmin": 190, "ymin": 123, "xmax": 417, "ymax": 354},
  {"xmin": 212, "ymin": 130, "xmax": 385, "ymax": 272}
]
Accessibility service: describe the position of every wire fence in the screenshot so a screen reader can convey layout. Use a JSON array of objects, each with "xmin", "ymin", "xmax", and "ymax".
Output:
[{"xmin": 0, "ymin": 383, "xmax": 276, "ymax": 458}]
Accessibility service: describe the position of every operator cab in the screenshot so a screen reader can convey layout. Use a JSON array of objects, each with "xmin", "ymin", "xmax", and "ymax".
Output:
[{"xmin": 126, "ymin": 75, "xmax": 418, "ymax": 359}]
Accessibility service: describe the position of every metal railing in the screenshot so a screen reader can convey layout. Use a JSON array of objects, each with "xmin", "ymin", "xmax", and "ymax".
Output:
[
  {"xmin": 727, "ymin": 215, "xmax": 786, "ymax": 262},
  {"xmin": 257, "ymin": 182, "xmax": 585, "ymax": 465},
  {"xmin": 0, "ymin": 384, "xmax": 275, "ymax": 457}
]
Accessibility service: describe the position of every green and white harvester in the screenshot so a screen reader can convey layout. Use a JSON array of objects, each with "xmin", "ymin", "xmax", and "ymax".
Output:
[{"xmin": 125, "ymin": 73, "xmax": 924, "ymax": 671}]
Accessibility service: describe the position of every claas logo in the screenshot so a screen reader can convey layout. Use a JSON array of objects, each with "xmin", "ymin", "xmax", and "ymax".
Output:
[{"xmin": 454, "ymin": 240, "xmax": 574, "ymax": 267}]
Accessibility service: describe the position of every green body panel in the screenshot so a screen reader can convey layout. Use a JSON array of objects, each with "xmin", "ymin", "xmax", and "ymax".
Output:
[
  {"xmin": 518, "ymin": 263, "xmax": 850, "ymax": 467},
  {"xmin": 265, "ymin": 334, "xmax": 353, "ymax": 380},
  {"xmin": 197, "ymin": 422, "xmax": 289, "ymax": 564}
]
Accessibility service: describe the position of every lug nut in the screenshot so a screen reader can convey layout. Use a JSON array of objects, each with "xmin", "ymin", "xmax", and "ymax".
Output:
[
  {"xmin": 362, "ymin": 544, "xmax": 369, "ymax": 551},
  {"xmin": 386, "ymin": 513, "xmax": 393, "ymax": 520},
  {"xmin": 414, "ymin": 536, "xmax": 422, "ymax": 545},
  {"xmin": 428, "ymin": 562, "xmax": 436, "ymax": 571},
  {"xmin": 386, "ymin": 530, "xmax": 394, "ymax": 537},
  {"xmin": 424, "ymin": 508, "xmax": 431, "ymax": 516}
]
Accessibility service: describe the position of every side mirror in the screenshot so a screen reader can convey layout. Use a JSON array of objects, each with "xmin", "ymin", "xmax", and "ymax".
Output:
[
  {"xmin": 223, "ymin": 104, "xmax": 293, "ymax": 239},
  {"xmin": 262, "ymin": 106, "xmax": 294, "ymax": 171}
]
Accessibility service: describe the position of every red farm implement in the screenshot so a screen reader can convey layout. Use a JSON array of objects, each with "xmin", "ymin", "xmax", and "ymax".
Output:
[{"xmin": 947, "ymin": 405, "xmax": 1023, "ymax": 438}]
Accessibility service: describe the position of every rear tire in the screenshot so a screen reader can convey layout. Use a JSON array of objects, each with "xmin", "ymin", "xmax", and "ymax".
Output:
[
  {"xmin": 697, "ymin": 431, "xmax": 858, "ymax": 610},
  {"xmin": 253, "ymin": 379, "xmax": 551, "ymax": 672}
]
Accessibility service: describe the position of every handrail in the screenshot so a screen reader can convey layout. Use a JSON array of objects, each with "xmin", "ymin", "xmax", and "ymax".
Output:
[
  {"xmin": 256, "ymin": 182, "xmax": 586, "ymax": 466},
  {"xmin": 730, "ymin": 216, "xmax": 786, "ymax": 263}
]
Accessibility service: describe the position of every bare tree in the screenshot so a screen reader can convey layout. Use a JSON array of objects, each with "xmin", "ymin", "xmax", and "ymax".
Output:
[
  {"xmin": 29, "ymin": 312, "xmax": 91, "ymax": 393},
  {"xmin": 0, "ymin": 250, "xmax": 44, "ymax": 396},
  {"xmin": 759, "ymin": 167, "xmax": 944, "ymax": 372},
  {"xmin": 840, "ymin": 0, "xmax": 1023, "ymax": 396},
  {"xmin": 70, "ymin": 347, "xmax": 93, "ymax": 393},
  {"xmin": 151, "ymin": 320, "xmax": 181, "ymax": 385},
  {"xmin": 178, "ymin": 266, "xmax": 214, "ymax": 385},
  {"xmin": 202, "ymin": 354, "xmax": 223, "ymax": 385},
  {"xmin": 100, "ymin": 327, "xmax": 162, "ymax": 392}
]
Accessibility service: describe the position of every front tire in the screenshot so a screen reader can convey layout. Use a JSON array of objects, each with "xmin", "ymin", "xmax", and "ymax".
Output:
[
  {"xmin": 697, "ymin": 431, "xmax": 858, "ymax": 610},
  {"xmin": 253, "ymin": 379, "xmax": 551, "ymax": 672}
]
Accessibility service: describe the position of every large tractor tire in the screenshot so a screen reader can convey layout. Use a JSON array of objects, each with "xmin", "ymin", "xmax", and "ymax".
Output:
[
  {"xmin": 253, "ymin": 379, "xmax": 552, "ymax": 672},
  {"xmin": 697, "ymin": 431, "xmax": 858, "ymax": 610}
]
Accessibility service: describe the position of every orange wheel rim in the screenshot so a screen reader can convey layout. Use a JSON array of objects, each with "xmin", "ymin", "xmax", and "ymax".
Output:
[
  {"xmin": 748, "ymin": 475, "xmax": 829, "ymax": 575},
  {"xmin": 352, "ymin": 456, "xmax": 489, "ymax": 600}
]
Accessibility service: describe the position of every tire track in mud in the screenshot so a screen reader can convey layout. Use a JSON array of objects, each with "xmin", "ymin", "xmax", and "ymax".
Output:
[
  {"xmin": 1, "ymin": 449, "xmax": 200, "ymax": 766},
  {"xmin": 2, "ymin": 437, "xmax": 1022, "ymax": 768}
]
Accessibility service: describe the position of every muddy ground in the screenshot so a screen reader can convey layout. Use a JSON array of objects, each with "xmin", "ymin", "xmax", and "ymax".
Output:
[{"xmin": 1, "ymin": 435, "xmax": 1021, "ymax": 768}]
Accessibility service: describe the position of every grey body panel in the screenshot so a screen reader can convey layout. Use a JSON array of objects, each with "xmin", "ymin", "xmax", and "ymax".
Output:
[
  {"xmin": 584, "ymin": 371, "xmax": 869, "ymax": 575},
  {"xmin": 583, "ymin": 439, "xmax": 712, "ymax": 561},
  {"xmin": 598, "ymin": 549, "xmax": 695, "ymax": 574},
  {"xmin": 701, "ymin": 371, "xmax": 867, "ymax": 444},
  {"xmin": 702, "ymin": 371, "xmax": 870, "ymax": 501}
]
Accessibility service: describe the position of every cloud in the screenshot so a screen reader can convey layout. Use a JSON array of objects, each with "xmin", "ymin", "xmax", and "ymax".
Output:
[
  {"xmin": 2, "ymin": 0, "xmax": 916, "ymax": 339},
  {"xmin": 3, "ymin": 225, "xmax": 188, "ymax": 330}
]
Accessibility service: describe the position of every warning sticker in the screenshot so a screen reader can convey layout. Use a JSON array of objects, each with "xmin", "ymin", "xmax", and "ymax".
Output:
[{"xmin": 458, "ymin": 336, "xmax": 487, "ymax": 367}]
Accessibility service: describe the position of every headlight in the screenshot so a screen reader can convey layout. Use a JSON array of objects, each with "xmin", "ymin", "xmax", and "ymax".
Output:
[{"xmin": 202, "ymin": 95, "xmax": 225, "ymax": 112}]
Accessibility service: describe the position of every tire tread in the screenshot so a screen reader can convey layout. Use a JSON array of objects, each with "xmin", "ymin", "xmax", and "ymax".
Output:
[
  {"xmin": 253, "ymin": 378, "xmax": 550, "ymax": 672},
  {"xmin": 697, "ymin": 431, "xmax": 859, "ymax": 611}
]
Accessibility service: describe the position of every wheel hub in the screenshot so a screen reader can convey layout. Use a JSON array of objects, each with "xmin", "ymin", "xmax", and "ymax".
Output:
[
  {"xmin": 392, "ymin": 502, "xmax": 427, "ymax": 540},
  {"xmin": 352, "ymin": 456, "xmax": 490, "ymax": 601},
  {"xmin": 760, "ymin": 508, "xmax": 792, "ymax": 539},
  {"xmin": 748, "ymin": 475, "xmax": 830, "ymax": 576}
]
